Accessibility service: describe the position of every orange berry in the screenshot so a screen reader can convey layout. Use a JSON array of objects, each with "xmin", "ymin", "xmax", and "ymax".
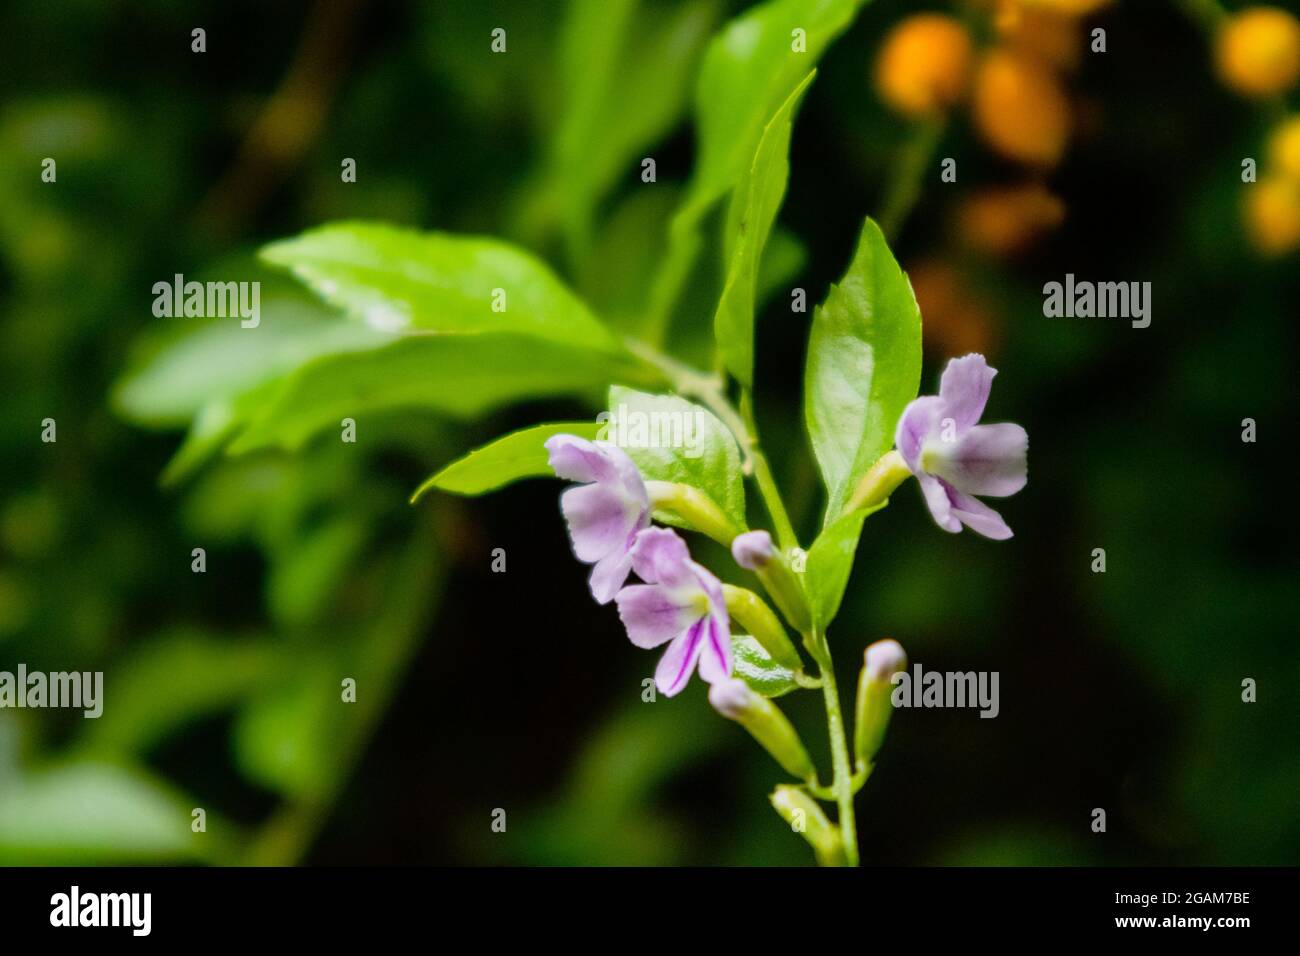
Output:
[
  {"xmin": 1216, "ymin": 7, "xmax": 1300, "ymax": 98},
  {"xmin": 1267, "ymin": 115, "xmax": 1300, "ymax": 181},
  {"xmin": 1243, "ymin": 176, "xmax": 1300, "ymax": 255},
  {"xmin": 956, "ymin": 182, "xmax": 1066, "ymax": 256},
  {"xmin": 972, "ymin": 49, "xmax": 1071, "ymax": 166},
  {"xmin": 909, "ymin": 260, "xmax": 999, "ymax": 357},
  {"xmin": 875, "ymin": 14, "xmax": 974, "ymax": 117}
]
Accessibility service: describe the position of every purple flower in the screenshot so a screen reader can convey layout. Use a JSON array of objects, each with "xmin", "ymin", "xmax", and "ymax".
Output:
[
  {"xmin": 895, "ymin": 353, "xmax": 1028, "ymax": 540},
  {"xmin": 615, "ymin": 528, "xmax": 732, "ymax": 697},
  {"xmin": 545, "ymin": 434, "xmax": 650, "ymax": 603}
]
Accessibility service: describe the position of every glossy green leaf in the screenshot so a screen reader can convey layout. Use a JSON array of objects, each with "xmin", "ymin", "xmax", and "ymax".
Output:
[
  {"xmin": 607, "ymin": 385, "xmax": 746, "ymax": 528},
  {"xmin": 804, "ymin": 504, "xmax": 882, "ymax": 628},
  {"xmin": 714, "ymin": 70, "xmax": 815, "ymax": 386},
  {"xmin": 230, "ymin": 334, "xmax": 647, "ymax": 453},
  {"xmin": 684, "ymin": 0, "xmax": 865, "ymax": 217},
  {"xmin": 543, "ymin": 0, "xmax": 718, "ymax": 255},
  {"xmin": 732, "ymin": 633, "xmax": 799, "ymax": 698},
  {"xmin": 412, "ymin": 421, "xmax": 603, "ymax": 501},
  {"xmin": 804, "ymin": 217, "xmax": 922, "ymax": 523},
  {"xmin": 260, "ymin": 221, "xmax": 622, "ymax": 352}
]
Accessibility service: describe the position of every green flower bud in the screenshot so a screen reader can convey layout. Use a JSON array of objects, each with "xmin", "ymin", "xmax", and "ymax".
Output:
[
  {"xmin": 710, "ymin": 678, "xmax": 815, "ymax": 781},
  {"xmin": 769, "ymin": 785, "xmax": 848, "ymax": 867},
  {"xmin": 854, "ymin": 638, "xmax": 907, "ymax": 768},
  {"xmin": 644, "ymin": 480, "xmax": 742, "ymax": 547},
  {"xmin": 721, "ymin": 584, "xmax": 803, "ymax": 671}
]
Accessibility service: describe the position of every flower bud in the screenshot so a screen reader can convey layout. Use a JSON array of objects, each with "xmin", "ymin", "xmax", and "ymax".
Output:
[
  {"xmin": 972, "ymin": 49, "xmax": 1070, "ymax": 167},
  {"xmin": 710, "ymin": 678, "xmax": 816, "ymax": 781},
  {"xmin": 721, "ymin": 584, "xmax": 803, "ymax": 671},
  {"xmin": 874, "ymin": 13, "xmax": 974, "ymax": 118},
  {"xmin": 769, "ymin": 785, "xmax": 847, "ymax": 867},
  {"xmin": 1243, "ymin": 176, "xmax": 1300, "ymax": 256},
  {"xmin": 731, "ymin": 530, "xmax": 774, "ymax": 570},
  {"xmin": 1216, "ymin": 7, "xmax": 1300, "ymax": 98},
  {"xmin": 854, "ymin": 639, "xmax": 907, "ymax": 768}
]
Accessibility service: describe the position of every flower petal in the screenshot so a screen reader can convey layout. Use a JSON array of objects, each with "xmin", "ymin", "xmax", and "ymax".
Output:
[
  {"xmin": 615, "ymin": 584, "xmax": 698, "ymax": 649},
  {"xmin": 696, "ymin": 613, "xmax": 732, "ymax": 684},
  {"xmin": 545, "ymin": 434, "xmax": 614, "ymax": 483},
  {"xmin": 895, "ymin": 395, "xmax": 945, "ymax": 473},
  {"xmin": 655, "ymin": 619, "xmax": 706, "ymax": 697},
  {"xmin": 588, "ymin": 548, "xmax": 634, "ymax": 604},
  {"xmin": 925, "ymin": 422, "xmax": 1028, "ymax": 497},
  {"xmin": 560, "ymin": 483, "xmax": 637, "ymax": 563},
  {"xmin": 938, "ymin": 354, "xmax": 996, "ymax": 431},
  {"xmin": 629, "ymin": 527, "xmax": 693, "ymax": 588},
  {"xmin": 948, "ymin": 487, "xmax": 1013, "ymax": 540},
  {"xmin": 918, "ymin": 473, "xmax": 962, "ymax": 533}
]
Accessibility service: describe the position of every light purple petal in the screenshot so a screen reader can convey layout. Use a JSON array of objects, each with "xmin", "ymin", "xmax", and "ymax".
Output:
[
  {"xmin": 588, "ymin": 548, "xmax": 634, "ymax": 604},
  {"xmin": 925, "ymin": 423, "xmax": 1028, "ymax": 498},
  {"xmin": 696, "ymin": 613, "xmax": 732, "ymax": 684},
  {"xmin": 629, "ymin": 527, "xmax": 693, "ymax": 588},
  {"xmin": 918, "ymin": 473, "xmax": 961, "ymax": 533},
  {"xmin": 947, "ymin": 488, "xmax": 1014, "ymax": 540},
  {"xmin": 615, "ymin": 584, "xmax": 697, "ymax": 649},
  {"xmin": 895, "ymin": 395, "xmax": 945, "ymax": 473},
  {"xmin": 655, "ymin": 618, "xmax": 706, "ymax": 697},
  {"xmin": 545, "ymin": 434, "xmax": 614, "ymax": 483},
  {"xmin": 731, "ymin": 530, "xmax": 774, "ymax": 570},
  {"xmin": 938, "ymin": 354, "xmax": 996, "ymax": 431},
  {"xmin": 560, "ymin": 483, "xmax": 636, "ymax": 563}
]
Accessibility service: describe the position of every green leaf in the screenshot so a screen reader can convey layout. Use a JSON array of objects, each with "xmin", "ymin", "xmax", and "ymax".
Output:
[
  {"xmin": 804, "ymin": 505, "xmax": 882, "ymax": 628},
  {"xmin": 412, "ymin": 421, "xmax": 603, "ymax": 501},
  {"xmin": 260, "ymin": 221, "xmax": 621, "ymax": 353},
  {"xmin": 230, "ymin": 334, "xmax": 644, "ymax": 453},
  {"xmin": 0, "ymin": 763, "xmax": 208, "ymax": 864},
  {"xmin": 607, "ymin": 385, "xmax": 746, "ymax": 528},
  {"xmin": 732, "ymin": 633, "xmax": 799, "ymax": 698},
  {"xmin": 684, "ymin": 0, "xmax": 865, "ymax": 217},
  {"xmin": 543, "ymin": 0, "xmax": 718, "ymax": 255},
  {"xmin": 714, "ymin": 70, "xmax": 815, "ymax": 387},
  {"xmin": 804, "ymin": 217, "xmax": 922, "ymax": 523}
]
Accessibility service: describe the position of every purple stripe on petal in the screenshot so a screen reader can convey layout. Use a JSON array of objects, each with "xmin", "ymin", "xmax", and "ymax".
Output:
[
  {"xmin": 926, "ymin": 422, "xmax": 1028, "ymax": 498},
  {"xmin": 696, "ymin": 614, "xmax": 732, "ymax": 683},
  {"xmin": 938, "ymin": 354, "xmax": 996, "ymax": 431},
  {"xmin": 655, "ymin": 619, "xmax": 705, "ymax": 697},
  {"xmin": 615, "ymin": 584, "xmax": 696, "ymax": 649}
]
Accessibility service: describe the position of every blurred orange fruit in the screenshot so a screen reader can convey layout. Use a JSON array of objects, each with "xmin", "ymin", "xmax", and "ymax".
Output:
[
  {"xmin": 996, "ymin": 4, "xmax": 1083, "ymax": 72},
  {"xmin": 875, "ymin": 14, "xmax": 974, "ymax": 117},
  {"xmin": 973, "ymin": 49, "xmax": 1071, "ymax": 166},
  {"xmin": 1267, "ymin": 115, "xmax": 1300, "ymax": 181},
  {"xmin": 1216, "ymin": 7, "xmax": 1300, "ymax": 97},
  {"xmin": 909, "ymin": 260, "xmax": 999, "ymax": 357},
  {"xmin": 1243, "ymin": 176, "xmax": 1300, "ymax": 255},
  {"xmin": 956, "ymin": 182, "xmax": 1066, "ymax": 256}
]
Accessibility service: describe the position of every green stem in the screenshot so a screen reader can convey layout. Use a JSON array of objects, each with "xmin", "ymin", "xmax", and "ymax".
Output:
[
  {"xmin": 740, "ymin": 392, "xmax": 800, "ymax": 554},
  {"xmin": 811, "ymin": 630, "xmax": 859, "ymax": 867}
]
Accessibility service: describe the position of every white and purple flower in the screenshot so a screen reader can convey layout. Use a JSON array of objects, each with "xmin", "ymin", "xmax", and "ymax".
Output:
[
  {"xmin": 615, "ymin": 528, "xmax": 732, "ymax": 697},
  {"xmin": 895, "ymin": 353, "xmax": 1028, "ymax": 540},
  {"xmin": 545, "ymin": 434, "xmax": 650, "ymax": 603}
]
